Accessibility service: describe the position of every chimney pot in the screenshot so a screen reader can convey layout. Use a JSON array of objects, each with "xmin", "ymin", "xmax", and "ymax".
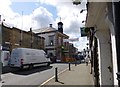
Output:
[{"xmin": 49, "ymin": 24, "xmax": 52, "ymax": 27}]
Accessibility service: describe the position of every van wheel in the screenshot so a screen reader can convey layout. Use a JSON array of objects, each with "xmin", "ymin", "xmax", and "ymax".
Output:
[
  {"xmin": 47, "ymin": 62, "xmax": 50, "ymax": 66},
  {"xmin": 20, "ymin": 66, "xmax": 23, "ymax": 70},
  {"xmin": 29, "ymin": 64, "xmax": 33, "ymax": 69}
]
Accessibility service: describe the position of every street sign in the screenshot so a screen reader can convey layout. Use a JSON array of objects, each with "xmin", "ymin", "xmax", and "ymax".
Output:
[
  {"xmin": 80, "ymin": 27, "xmax": 90, "ymax": 37},
  {"xmin": 63, "ymin": 38, "xmax": 79, "ymax": 42}
]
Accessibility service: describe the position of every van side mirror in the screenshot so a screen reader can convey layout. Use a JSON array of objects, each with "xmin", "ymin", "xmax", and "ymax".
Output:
[{"xmin": 46, "ymin": 55, "xmax": 49, "ymax": 58}]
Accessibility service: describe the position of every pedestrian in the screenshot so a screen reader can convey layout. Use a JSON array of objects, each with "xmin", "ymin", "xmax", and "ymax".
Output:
[{"xmin": 85, "ymin": 55, "xmax": 90, "ymax": 66}]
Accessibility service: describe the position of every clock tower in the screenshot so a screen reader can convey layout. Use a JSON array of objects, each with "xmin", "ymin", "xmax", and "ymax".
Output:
[{"xmin": 58, "ymin": 22, "xmax": 63, "ymax": 33}]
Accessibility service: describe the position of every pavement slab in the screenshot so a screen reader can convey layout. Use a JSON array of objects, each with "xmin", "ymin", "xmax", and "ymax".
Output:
[{"xmin": 40, "ymin": 63, "xmax": 94, "ymax": 86}]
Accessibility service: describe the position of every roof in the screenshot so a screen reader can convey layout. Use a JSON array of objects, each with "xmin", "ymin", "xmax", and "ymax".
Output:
[
  {"xmin": 33, "ymin": 26, "xmax": 69, "ymax": 38},
  {"xmin": 33, "ymin": 27, "xmax": 57, "ymax": 34}
]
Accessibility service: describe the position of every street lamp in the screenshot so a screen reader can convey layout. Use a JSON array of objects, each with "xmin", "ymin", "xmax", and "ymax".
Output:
[
  {"xmin": 86, "ymin": 42, "xmax": 88, "ymax": 47},
  {"xmin": 72, "ymin": 0, "xmax": 81, "ymax": 5},
  {"xmin": 80, "ymin": 9, "xmax": 87, "ymax": 13},
  {"xmin": 82, "ymin": 20, "xmax": 86, "ymax": 23}
]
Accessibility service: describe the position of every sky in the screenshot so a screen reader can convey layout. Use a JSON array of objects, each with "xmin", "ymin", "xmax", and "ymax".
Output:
[{"xmin": 0, "ymin": 0, "xmax": 88, "ymax": 51}]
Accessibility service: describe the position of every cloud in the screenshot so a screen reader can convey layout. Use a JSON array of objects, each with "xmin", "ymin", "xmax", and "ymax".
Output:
[
  {"xmin": 74, "ymin": 37, "xmax": 89, "ymax": 51},
  {"xmin": 13, "ymin": 6, "xmax": 55, "ymax": 31},
  {"xmin": 0, "ymin": 0, "xmax": 19, "ymax": 22},
  {"xmin": 0, "ymin": 0, "xmax": 55, "ymax": 31},
  {"xmin": 0, "ymin": 0, "xmax": 20, "ymax": 28},
  {"xmin": 52, "ymin": 0, "xmax": 87, "ymax": 43},
  {"xmin": 32, "ymin": 7, "xmax": 54, "ymax": 29},
  {"xmin": 0, "ymin": 0, "xmax": 88, "ymax": 51}
]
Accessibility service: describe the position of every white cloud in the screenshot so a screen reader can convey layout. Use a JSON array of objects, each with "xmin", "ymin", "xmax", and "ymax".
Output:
[
  {"xmin": 32, "ymin": 7, "xmax": 54, "ymax": 29},
  {"xmin": 0, "ymin": 0, "xmax": 20, "ymax": 29},
  {"xmin": 0, "ymin": 0, "xmax": 19, "ymax": 21},
  {"xmin": 0, "ymin": 0, "xmax": 54, "ymax": 31},
  {"xmin": 0, "ymin": 0, "xmax": 88, "ymax": 51}
]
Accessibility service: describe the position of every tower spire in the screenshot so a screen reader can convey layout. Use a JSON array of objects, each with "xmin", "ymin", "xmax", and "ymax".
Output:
[{"xmin": 60, "ymin": 17, "xmax": 61, "ymax": 22}]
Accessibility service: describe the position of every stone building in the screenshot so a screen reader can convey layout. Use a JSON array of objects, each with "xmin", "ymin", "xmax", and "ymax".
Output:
[
  {"xmin": 33, "ymin": 23, "xmax": 72, "ymax": 62},
  {"xmin": 2, "ymin": 23, "xmax": 45, "ymax": 52}
]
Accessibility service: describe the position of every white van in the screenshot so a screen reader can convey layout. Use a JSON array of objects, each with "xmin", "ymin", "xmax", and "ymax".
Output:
[
  {"xmin": 1, "ymin": 51, "xmax": 10, "ymax": 67},
  {"xmin": 10, "ymin": 48, "xmax": 50, "ymax": 69}
]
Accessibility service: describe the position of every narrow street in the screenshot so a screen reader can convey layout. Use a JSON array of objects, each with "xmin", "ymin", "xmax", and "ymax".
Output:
[
  {"xmin": 0, "ymin": 1, "xmax": 120, "ymax": 86},
  {"xmin": 1, "ymin": 63, "xmax": 69, "ymax": 86}
]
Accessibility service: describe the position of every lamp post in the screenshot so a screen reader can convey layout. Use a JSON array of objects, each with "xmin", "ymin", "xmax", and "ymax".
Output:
[
  {"xmin": 72, "ymin": 0, "xmax": 81, "ymax": 5},
  {"xmin": 0, "ymin": 19, "xmax": 5, "ymax": 81},
  {"xmin": 82, "ymin": 20, "xmax": 86, "ymax": 23},
  {"xmin": 80, "ymin": 9, "xmax": 87, "ymax": 13}
]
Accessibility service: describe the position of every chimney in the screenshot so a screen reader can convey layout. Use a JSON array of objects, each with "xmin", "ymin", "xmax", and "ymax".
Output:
[
  {"xmin": 49, "ymin": 24, "xmax": 52, "ymax": 28},
  {"xmin": 30, "ymin": 27, "xmax": 32, "ymax": 32}
]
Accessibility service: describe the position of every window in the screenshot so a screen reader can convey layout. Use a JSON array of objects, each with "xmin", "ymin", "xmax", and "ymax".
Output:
[
  {"xmin": 58, "ymin": 37, "xmax": 61, "ymax": 45},
  {"xmin": 49, "ymin": 35, "xmax": 54, "ymax": 46}
]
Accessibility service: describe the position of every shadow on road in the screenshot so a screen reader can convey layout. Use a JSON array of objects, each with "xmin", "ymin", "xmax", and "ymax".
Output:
[
  {"xmin": 2, "ymin": 66, "xmax": 19, "ymax": 74},
  {"xmin": 2, "ymin": 66, "xmax": 53, "ymax": 75},
  {"xmin": 55, "ymin": 60, "xmax": 85, "ymax": 64},
  {"xmin": 57, "ymin": 81, "xmax": 64, "ymax": 84},
  {"xmin": 12, "ymin": 66, "xmax": 53, "ymax": 75}
]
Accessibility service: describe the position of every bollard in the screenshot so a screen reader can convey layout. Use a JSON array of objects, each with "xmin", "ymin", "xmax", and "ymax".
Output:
[
  {"xmin": 75, "ymin": 61, "xmax": 77, "ymax": 66},
  {"xmin": 55, "ymin": 67, "xmax": 58, "ymax": 82},
  {"xmin": 69, "ymin": 62, "xmax": 71, "ymax": 71}
]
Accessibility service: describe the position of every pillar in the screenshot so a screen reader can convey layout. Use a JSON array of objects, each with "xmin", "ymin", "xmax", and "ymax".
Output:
[{"xmin": 95, "ymin": 29, "xmax": 113, "ymax": 85}]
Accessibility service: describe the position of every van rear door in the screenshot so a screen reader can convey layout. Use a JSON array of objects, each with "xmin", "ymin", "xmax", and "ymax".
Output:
[
  {"xmin": 10, "ymin": 50, "xmax": 21, "ymax": 67},
  {"xmin": 1, "ymin": 51, "xmax": 10, "ymax": 67}
]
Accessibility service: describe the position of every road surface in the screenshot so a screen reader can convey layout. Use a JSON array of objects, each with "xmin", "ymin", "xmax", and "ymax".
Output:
[{"xmin": 1, "ymin": 63, "xmax": 69, "ymax": 86}]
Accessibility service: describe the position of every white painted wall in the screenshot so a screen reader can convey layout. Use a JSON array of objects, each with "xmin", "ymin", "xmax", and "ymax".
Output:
[
  {"xmin": 105, "ymin": 16, "xmax": 118, "ymax": 85},
  {"xmin": 38, "ymin": 32, "xmax": 55, "ymax": 46},
  {"xmin": 38, "ymin": 32, "xmax": 56, "ymax": 56},
  {"xmin": 96, "ymin": 29, "xmax": 113, "ymax": 85}
]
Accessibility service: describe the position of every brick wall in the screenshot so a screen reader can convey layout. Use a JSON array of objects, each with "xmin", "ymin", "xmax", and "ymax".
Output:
[{"xmin": 2, "ymin": 25, "xmax": 45, "ymax": 52}]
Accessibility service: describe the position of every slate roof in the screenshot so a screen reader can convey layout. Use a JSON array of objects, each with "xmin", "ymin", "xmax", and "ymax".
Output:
[{"xmin": 33, "ymin": 27, "xmax": 57, "ymax": 34}]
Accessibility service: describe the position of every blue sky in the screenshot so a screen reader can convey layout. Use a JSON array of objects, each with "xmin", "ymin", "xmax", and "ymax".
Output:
[
  {"xmin": 10, "ymin": 2, "xmax": 37, "ymax": 15},
  {"xmin": 10, "ymin": 2, "xmax": 57, "ymax": 19},
  {"xmin": 0, "ymin": 0, "xmax": 88, "ymax": 51}
]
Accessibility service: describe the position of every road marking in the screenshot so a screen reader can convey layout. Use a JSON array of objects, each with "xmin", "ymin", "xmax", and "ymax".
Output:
[{"xmin": 41, "ymin": 67, "xmax": 69, "ymax": 86}]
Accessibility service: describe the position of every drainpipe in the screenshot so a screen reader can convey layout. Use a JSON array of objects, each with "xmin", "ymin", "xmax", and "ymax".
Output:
[
  {"xmin": 0, "ymin": 21, "xmax": 2, "ymax": 81},
  {"xmin": 113, "ymin": 2, "xmax": 120, "ymax": 86}
]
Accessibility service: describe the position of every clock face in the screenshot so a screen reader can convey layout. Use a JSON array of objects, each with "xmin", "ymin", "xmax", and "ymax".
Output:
[
  {"xmin": 58, "ymin": 25, "xmax": 61, "ymax": 28},
  {"xmin": 58, "ymin": 25, "xmax": 62, "ymax": 28}
]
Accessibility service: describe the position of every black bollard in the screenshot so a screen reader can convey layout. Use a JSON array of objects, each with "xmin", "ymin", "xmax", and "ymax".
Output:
[
  {"xmin": 55, "ymin": 67, "xmax": 58, "ymax": 82},
  {"xmin": 75, "ymin": 61, "xmax": 77, "ymax": 66},
  {"xmin": 69, "ymin": 62, "xmax": 71, "ymax": 71}
]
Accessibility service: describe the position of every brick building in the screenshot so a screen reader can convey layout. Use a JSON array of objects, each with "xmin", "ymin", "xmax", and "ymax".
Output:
[{"xmin": 2, "ymin": 23, "xmax": 45, "ymax": 52}]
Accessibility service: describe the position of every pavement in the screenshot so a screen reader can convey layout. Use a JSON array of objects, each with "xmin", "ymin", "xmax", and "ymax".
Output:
[{"xmin": 39, "ymin": 62, "xmax": 94, "ymax": 86}]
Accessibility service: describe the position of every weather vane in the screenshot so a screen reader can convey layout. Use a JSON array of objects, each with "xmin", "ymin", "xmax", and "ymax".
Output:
[{"xmin": 60, "ymin": 17, "xmax": 61, "ymax": 22}]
